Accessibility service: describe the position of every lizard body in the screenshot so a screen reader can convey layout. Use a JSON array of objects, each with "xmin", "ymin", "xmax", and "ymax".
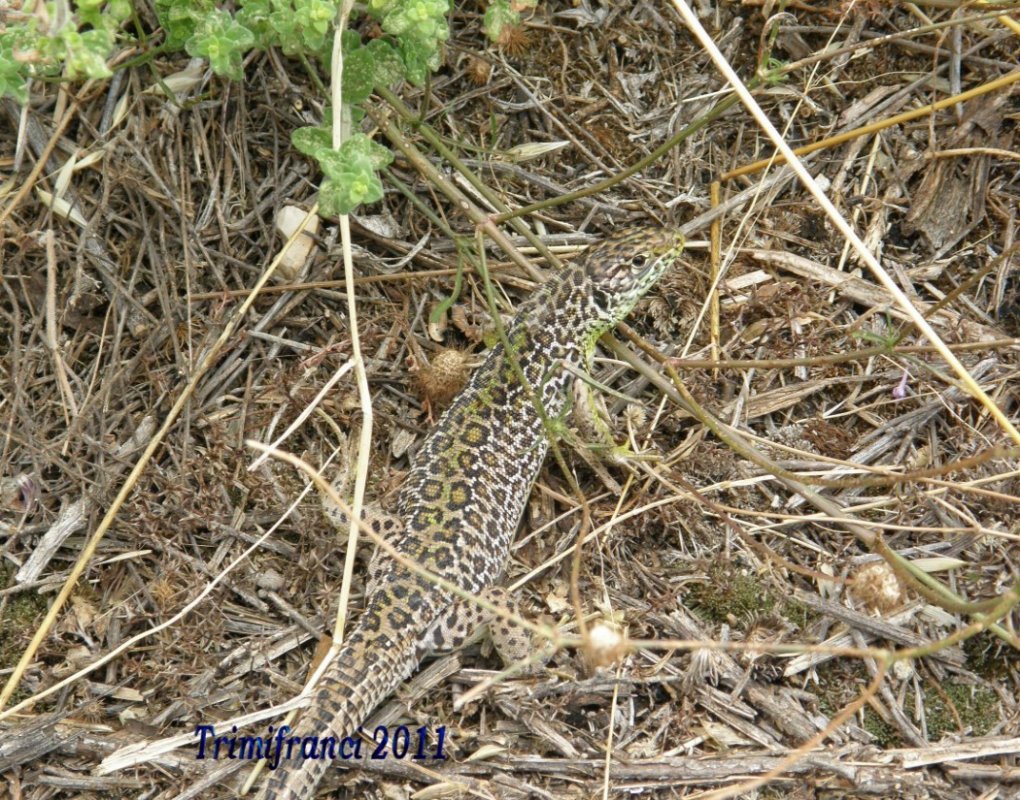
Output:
[{"xmin": 257, "ymin": 226, "xmax": 685, "ymax": 799}]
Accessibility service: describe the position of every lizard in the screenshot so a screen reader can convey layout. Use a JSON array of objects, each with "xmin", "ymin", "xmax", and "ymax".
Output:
[{"xmin": 255, "ymin": 226, "xmax": 685, "ymax": 799}]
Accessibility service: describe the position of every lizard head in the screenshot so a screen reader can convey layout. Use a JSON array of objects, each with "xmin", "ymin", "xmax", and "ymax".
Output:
[{"xmin": 581, "ymin": 226, "xmax": 685, "ymax": 324}]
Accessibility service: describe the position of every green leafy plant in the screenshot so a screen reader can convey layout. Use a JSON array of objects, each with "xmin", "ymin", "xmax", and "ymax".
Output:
[
  {"xmin": 761, "ymin": 56, "xmax": 789, "ymax": 86},
  {"xmin": 0, "ymin": 0, "xmax": 131, "ymax": 102},
  {"xmin": 293, "ymin": 127, "xmax": 394, "ymax": 216},
  {"xmin": 483, "ymin": 0, "xmax": 536, "ymax": 44},
  {"xmin": 851, "ymin": 314, "xmax": 902, "ymax": 349},
  {"xmin": 184, "ymin": 8, "xmax": 256, "ymax": 80},
  {"xmin": 1, "ymin": 0, "xmax": 534, "ymax": 214},
  {"xmin": 0, "ymin": 31, "xmax": 31, "ymax": 103},
  {"xmin": 339, "ymin": 32, "xmax": 404, "ymax": 105}
]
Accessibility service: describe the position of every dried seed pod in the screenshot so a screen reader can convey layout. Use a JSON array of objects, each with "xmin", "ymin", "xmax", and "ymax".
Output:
[
  {"xmin": 466, "ymin": 55, "xmax": 491, "ymax": 85},
  {"xmin": 849, "ymin": 561, "xmax": 906, "ymax": 613},
  {"xmin": 415, "ymin": 348, "xmax": 474, "ymax": 412}
]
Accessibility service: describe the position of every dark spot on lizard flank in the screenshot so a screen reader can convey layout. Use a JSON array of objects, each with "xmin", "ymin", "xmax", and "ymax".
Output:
[
  {"xmin": 464, "ymin": 509, "xmax": 484, "ymax": 531},
  {"xmin": 424, "ymin": 432, "xmax": 453, "ymax": 458},
  {"xmin": 407, "ymin": 591, "xmax": 425, "ymax": 613},
  {"xmin": 429, "ymin": 545, "xmax": 455, "ymax": 570},
  {"xmin": 425, "ymin": 457, "xmax": 447, "ymax": 478},
  {"xmin": 360, "ymin": 609, "xmax": 382, "ymax": 633},
  {"xmin": 390, "ymin": 581, "xmax": 409, "ymax": 600},
  {"xmin": 387, "ymin": 607, "xmax": 413, "ymax": 628},
  {"xmin": 498, "ymin": 367, "xmax": 517, "ymax": 390},
  {"xmin": 452, "ymin": 449, "xmax": 482, "ymax": 478},
  {"xmin": 370, "ymin": 516, "xmax": 401, "ymax": 536},
  {"xmin": 446, "ymin": 406, "xmax": 468, "ymax": 427},
  {"xmin": 462, "ymin": 421, "xmax": 486, "ymax": 446},
  {"xmin": 410, "ymin": 509, "xmax": 441, "ymax": 529},
  {"xmin": 472, "ymin": 402, "xmax": 495, "ymax": 423},
  {"xmin": 487, "ymin": 381, "xmax": 508, "ymax": 406},
  {"xmin": 420, "ymin": 479, "xmax": 443, "ymax": 501},
  {"xmin": 445, "ymin": 480, "xmax": 472, "ymax": 512}
]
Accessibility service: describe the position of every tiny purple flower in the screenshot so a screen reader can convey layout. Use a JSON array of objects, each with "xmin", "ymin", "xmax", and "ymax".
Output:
[{"xmin": 892, "ymin": 370, "xmax": 910, "ymax": 400}]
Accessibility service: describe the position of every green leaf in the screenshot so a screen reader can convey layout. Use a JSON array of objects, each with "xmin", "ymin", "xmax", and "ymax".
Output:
[
  {"xmin": 72, "ymin": 0, "xmax": 131, "ymax": 31},
  {"xmin": 235, "ymin": 0, "xmax": 274, "ymax": 44},
  {"xmin": 156, "ymin": 0, "xmax": 214, "ymax": 50},
  {"xmin": 342, "ymin": 132, "xmax": 394, "ymax": 170},
  {"xmin": 318, "ymin": 161, "xmax": 385, "ymax": 215},
  {"xmin": 266, "ymin": 9, "xmax": 301, "ymax": 53},
  {"xmin": 0, "ymin": 52, "xmax": 28, "ymax": 103},
  {"xmin": 185, "ymin": 9, "xmax": 256, "ymax": 80},
  {"xmin": 367, "ymin": 0, "xmax": 397, "ymax": 17},
  {"xmin": 0, "ymin": 24, "xmax": 37, "ymax": 102},
  {"xmin": 382, "ymin": 0, "xmax": 447, "ymax": 38},
  {"xmin": 260, "ymin": 0, "xmax": 339, "ymax": 58},
  {"xmin": 483, "ymin": 0, "xmax": 518, "ymax": 42},
  {"xmin": 105, "ymin": 0, "xmax": 134, "ymax": 27},
  {"xmin": 342, "ymin": 37, "xmax": 402, "ymax": 104},
  {"xmin": 342, "ymin": 43, "xmax": 375, "ymax": 105},
  {"xmin": 291, "ymin": 124, "xmax": 333, "ymax": 157},
  {"xmin": 366, "ymin": 39, "xmax": 404, "ymax": 84},
  {"xmin": 315, "ymin": 147, "xmax": 346, "ymax": 180},
  {"xmin": 300, "ymin": 133, "xmax": 394, "ymax": 215},
  {"xmin": 340, "ymin": 28, "xmax": 361, "ymax": 52},
  {"xmin": 397, "ymin": 33, "xmax": 441, "ymax": 85},
  {"xmin": 76, "ymin": 0, "xmax": 107, "ymax": 29},
  {"xmin": 373, "ymin": 0, "xmax": 447, "ymax": 84},
  {"xmin": 64, "ymin": 28, "xmax": 113, "ymax": 79},
  {"xmin": 295, "ymin": 0, "xmax": 336, "ymax": 39}
]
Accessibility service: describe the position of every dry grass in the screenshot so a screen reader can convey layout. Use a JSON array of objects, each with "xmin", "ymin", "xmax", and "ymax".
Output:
[{"xmin": 2, "ymin": 2, "xmax": 1019, "ymax": 799}]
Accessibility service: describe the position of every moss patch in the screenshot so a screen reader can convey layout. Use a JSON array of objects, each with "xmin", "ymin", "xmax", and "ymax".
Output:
[
  {"xmin": 922, "ymin": 681, "xmax": 998, "ymax": 739},
  {"xmin": 814, "ymin": 659, "xmax": 999, "ymax": 744},
  {"xmin": 862, "ymin": 709, "xmax": 902, "ymax": 748},
  {"xmin": 963, "ymin": 630, "xmax": 1020, "ymax": 681},
  {"xmin": 0, "ymin": 566, "xmax": 48, "ymax": 672},
  {"xmin": 684, "ymin": 559, "xmax": 811, "ymax": 635},
  {"xmin": 686, "ymin": 560, "xmax": 776, "ymax": 624}
]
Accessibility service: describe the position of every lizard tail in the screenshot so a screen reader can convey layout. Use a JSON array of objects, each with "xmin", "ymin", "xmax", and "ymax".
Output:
[{"xmin": 255, "ymin": 622, "xmax": 423, "ymax": 800}]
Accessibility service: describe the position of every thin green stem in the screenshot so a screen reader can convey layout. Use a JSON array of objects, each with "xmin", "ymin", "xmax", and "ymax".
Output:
[
  {"xmin": 376, "ymin": 85, "xmax": 563, "ymax": 270},
  {"xmin": 488, "ymin": 89, "xmax": 744, "ymax": 224},
  {"xmin": 472, "ymin": 232, "xmax": 594, "ymax": 640},
  {"xmin": 603, "ymin": 332, "xmax": 1018, "ymax": 647},
  {"xmin": 670, "ymin": 339, "xmax": 1016, "ymax": 371},
  {"xmin": 366, "ymin": 102, "xmax": 546, "ymax": 282}
]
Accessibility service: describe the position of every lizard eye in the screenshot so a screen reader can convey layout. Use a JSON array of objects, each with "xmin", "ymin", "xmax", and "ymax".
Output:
[{"xmin": 630, "ymin": 253, "xmax": 648, "ymax": 272}]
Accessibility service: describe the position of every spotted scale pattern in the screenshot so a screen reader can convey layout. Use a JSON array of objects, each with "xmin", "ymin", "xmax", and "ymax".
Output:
[{"xmin": 256, "ymin": 227, "xmax": 685, "ymax": 799}]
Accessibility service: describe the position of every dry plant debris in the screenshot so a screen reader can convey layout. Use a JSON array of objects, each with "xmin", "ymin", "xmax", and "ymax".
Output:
[{"xmin": 1, "ymin": 2, "xmax": 1019, "ymax": 799}]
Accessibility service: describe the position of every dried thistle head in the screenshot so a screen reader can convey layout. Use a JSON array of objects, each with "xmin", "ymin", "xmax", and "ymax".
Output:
[
  {"xmin": 849, "ymin": 561, "xmax": 905, "ymax": 613},
  {"xmin": 623, "ymin": 402, "xmax": 647, "ymax": 433},
  {"xmin": 415, "ymin": 348, "xmax": 474, "ymax": 411},
  {"xmin": 465, "ymin": 55, "xmax": 492, "ymax": 85},
  {"xmin": 150, "ymin": 575, "xmax": 180, "ymax": 612},
  {"xmin": 683, "ymin": 644, "xmax": 727, "ymax": 691},
  {"xmin": 497, "ymin": 24, "xmax": 531, "ymax": 58},
  {"xmin": 584, "ymin": 621, "xmax": 628, "ymax": 668}
]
